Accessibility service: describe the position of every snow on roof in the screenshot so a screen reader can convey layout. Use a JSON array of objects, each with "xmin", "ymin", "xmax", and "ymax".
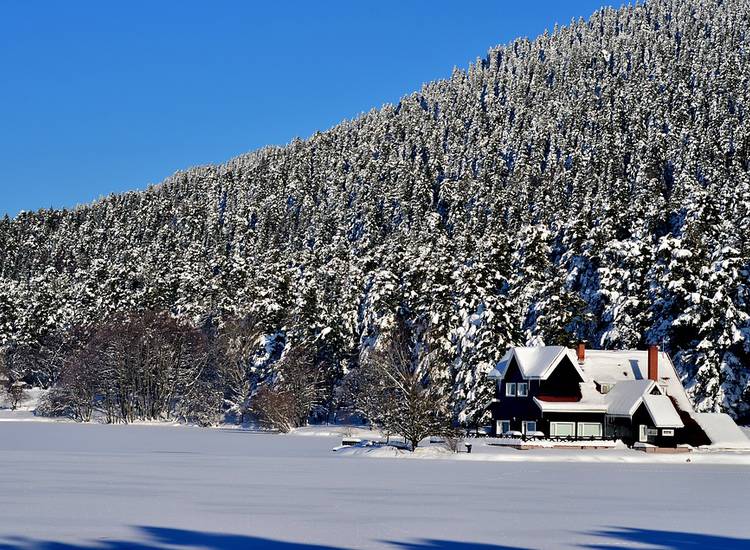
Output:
[
  {"xmin": 490, "ymin": 346, "xmax": 583, "ymax": 381},
  {"xmin": 605, "ymin": 380, "xmax": 655, "ymax": 417},
  {"xmin": 490, "ymin": 346, "xmax": 694, "ymax": 416},
  {"xmin": 487, "ymin": 349, "xmax": 513, "ymax": 380},
  {"xmin": 536, "ymin": 382, "xmax": 687, "ymax": 424},
  {"xmin": 581, "ymin": 350, "xmax": 693, "ymax": 413},
  {"xmin": 533, "ymin": 388, "xmax": 608, "ymax": 414},
  {"xmin": 514, "ymin": 346, "xmax": 571, "ymax": 378},
  {"xmin": 643, "ymin": 394, "xmax": 684, "ymax": 428},
  {"xmin": 691, "ymin": 413, "xmax": 750, "ymax": 449},
  {"xmin": 534, "ymin": 382, "xmax": 610, "ymax": 414}
]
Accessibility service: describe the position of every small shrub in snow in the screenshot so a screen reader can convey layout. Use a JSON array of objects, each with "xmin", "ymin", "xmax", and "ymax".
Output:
[{"xmin": 250, "ymin": 345, "xmax": 324, "ymax": 432}]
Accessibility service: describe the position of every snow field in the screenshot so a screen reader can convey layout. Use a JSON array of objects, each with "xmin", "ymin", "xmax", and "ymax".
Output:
[{"xmin": 0, "ymin": 421, "xmax": 749, "ymax": 549}]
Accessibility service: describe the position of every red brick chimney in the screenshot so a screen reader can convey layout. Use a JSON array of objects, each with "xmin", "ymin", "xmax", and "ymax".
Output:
[
  {"xmin": 577, "ymin": 342, "xmax": 586, "ymax": 363},
  {"xmin": 648, "ymin": 344, "xmax": 659, "ymax": 381}
]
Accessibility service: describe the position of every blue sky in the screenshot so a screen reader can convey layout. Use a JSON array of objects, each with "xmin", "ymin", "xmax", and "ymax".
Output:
[{"xmin": 0, "ymin": 1, "xmax": 610, "ymax": 217}]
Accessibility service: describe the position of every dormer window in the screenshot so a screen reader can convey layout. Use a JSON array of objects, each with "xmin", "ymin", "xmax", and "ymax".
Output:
[
  {"xmin": 505, "ymin": 382, "xmax": 516, "ymax": 397},
  {"xmin": 518, "ymin": 382, "xmax": 529, "ymax": 397}
]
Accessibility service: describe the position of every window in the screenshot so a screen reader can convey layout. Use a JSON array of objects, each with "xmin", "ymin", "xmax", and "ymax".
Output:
[
  {"xmin": 523, "ymin": 421, "xmax": 537, "ymax": 434},
  {"xmin": 517, "ymin": 382, "xmax": 529, "ymax": 397},
  {"xmin": 577, "ymin": 422, "xmax": 603, "ymax": 438},
  {"xmin": 505, "ymin": 382, "xmax": 516, "ymax": 397},
  {"xmin": 661, "ymin": 429, "xmax": 675, "ymax": 437},
  {"xmin": 497, "ymin": 420, "xmax": 511, "ymax": 435},
  {"xmin": 550, "ymin": 421, "xmax": 576, "ymax": 437}
]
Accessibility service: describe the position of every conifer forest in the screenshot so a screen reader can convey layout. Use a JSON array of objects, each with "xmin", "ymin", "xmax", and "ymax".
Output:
[{"xmin": 1, "ymin": 0, "xmax": 748, "ymax": 425}]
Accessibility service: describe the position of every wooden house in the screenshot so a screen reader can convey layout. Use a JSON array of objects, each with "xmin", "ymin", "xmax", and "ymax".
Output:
[{"xmin": 487, "ymin": 344, "xmax": 691, "ymax": 446}]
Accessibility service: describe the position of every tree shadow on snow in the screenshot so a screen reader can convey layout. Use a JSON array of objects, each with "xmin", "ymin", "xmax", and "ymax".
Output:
[
  {"xmin": 383, "ymin": 541, "xmax": 526, "ymax": 550},
  {"xmin": 580, "ymin": 527, "xmax": 750, "ymax": 549},
  {"xmin": 3, "ymin": 525, "xmax": 747, "ymax": 550},
  {"xmin": 0, "ymin": 527, "xmax": 527, "ymax": 550}
]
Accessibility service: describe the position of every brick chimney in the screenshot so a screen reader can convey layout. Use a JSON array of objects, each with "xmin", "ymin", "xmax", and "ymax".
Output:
[
  {"xmin": 648, "ymin": 344, "xmax": 659, "ymax": 381},
  {"xmin": 577, "ymin": 342, "xmax": 586, "ymax": 363}
]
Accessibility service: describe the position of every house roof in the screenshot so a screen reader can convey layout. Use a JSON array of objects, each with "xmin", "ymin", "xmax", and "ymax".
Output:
[
  {"xmin": 489, "ymin": 346, "xmax": 694, "ymax": 415},
  {"xmin": 533, "ymin": 380, "xmax": 686, "ymax": 426},
  {"xmin": 533, "ymin": 387, "xmax": 608, "ymax": 414},
  {"xmin": 605, "ymin": 380, "xmax": 656, "ymax": 417},
  {"xmin": 604, "ymin": 379, "xmax": 686, "ymax": 428},
  {"xmin": 643, "ymin": 394, "xmax": 685, "ymax": 428},
  {"xmin": 691, "ymin": 413, "xmax": 750, "ymax": 449},
  {"xmin": 488, "ymin": 346, "xmax": 584, "ymax": 381},
  {"xmin": 580, "ymin": 350, "xmax": 693, "ymax": 413}
]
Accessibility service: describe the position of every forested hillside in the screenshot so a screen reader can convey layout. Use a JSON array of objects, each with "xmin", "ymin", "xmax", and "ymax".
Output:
[{"xmin": 1, "ymin": 0, "xmax": 749, "ymax": 423}]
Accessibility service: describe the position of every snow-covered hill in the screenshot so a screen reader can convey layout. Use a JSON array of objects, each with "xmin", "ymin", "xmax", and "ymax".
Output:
[{"xmin": 1, "ymin": 0, "xmax": 749, "ymax": 421}]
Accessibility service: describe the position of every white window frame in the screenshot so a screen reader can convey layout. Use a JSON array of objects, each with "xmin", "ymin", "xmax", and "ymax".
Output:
[
  {"xmin": 550, "ymin": 421, "xmax": 576, "ymax": 437},
  {"xmin": 517, "ymin": 382, "xmax": 529, "ymax": 397},
  {"xmin": 661, "ymin": 429, "xmax": 675, "ymax": 437},
  {"xmin": 505, "ymin": 382, "xmax": 516, "ymax": 397},
  {"xmin": 577, "ymin": 422, "xmax": 603, "ymax": 438},
  {"xmin": 522, "ymin": 421, "xmax": 537, "ymax": 434},
  {"xmin": 497, "ymin": 420, "xmax": 511, "ymax": 435}
]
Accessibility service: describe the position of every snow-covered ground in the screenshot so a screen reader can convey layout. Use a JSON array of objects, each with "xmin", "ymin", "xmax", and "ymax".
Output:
[
  {"xmin": 334, "ymin": 439, "xmax": 750, "ymax": 465},
  {"xmin": 0, "ymin": 420, "xmax": 749, "ymax": 549}
]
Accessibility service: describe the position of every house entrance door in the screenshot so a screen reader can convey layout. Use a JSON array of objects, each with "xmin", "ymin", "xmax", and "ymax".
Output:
[{"xmin": 638, "ymin": 424, "xmax": 648, "ymax": 442}]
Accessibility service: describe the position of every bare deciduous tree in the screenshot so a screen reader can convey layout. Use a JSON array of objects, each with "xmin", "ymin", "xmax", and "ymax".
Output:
[
  {"xmin": 1, "ymin": 346, "xmax": 28, "ymax": 410},
  {"xmin": 250, "ymin": 345, "xmax": 323, "ymax": 432},
  {"xmin": 40, "ymin": 312, "xmax": 218, "ymax": 424},
  {"xmin": 353, "ymin": 332, "xmax": 455, "ymax": 450}
]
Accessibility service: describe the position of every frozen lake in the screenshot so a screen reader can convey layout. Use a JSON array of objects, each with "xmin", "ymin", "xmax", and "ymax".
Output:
[{"xmin": 0, "ymin": 421, "xmax": 748, "ymax": 549}]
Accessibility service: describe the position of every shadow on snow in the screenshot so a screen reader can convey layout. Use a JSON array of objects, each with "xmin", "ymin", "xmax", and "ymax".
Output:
[
  {"xmin": 0, "ymin": 526, "xmax": 748, "ymax": 550},
  {"xmin": 0, "ymin": 527, "xmax": 525, "ymax": 550},
  {"xmin": 580, "ymin": 526, "xmax": 750, "ymax": 549}
]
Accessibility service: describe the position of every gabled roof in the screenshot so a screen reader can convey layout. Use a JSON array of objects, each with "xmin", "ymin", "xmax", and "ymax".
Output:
[
  {"xmin": 606, "ymin": 380, "xmax": 656, "ymax": 417},
  {"xmin": 643, "ymin": 394, "xmax": 684, "ymax": 428},
  {"xmin": 488, "ymin": 345, "xmax": 694, "ymax": 414},
  {"xmin": 581, "ymin": 350, "xmax": 693, "ymax": 413},
  {"xmin": 488, "ymin": 346, "xmax": 584, "ymax": 381}
]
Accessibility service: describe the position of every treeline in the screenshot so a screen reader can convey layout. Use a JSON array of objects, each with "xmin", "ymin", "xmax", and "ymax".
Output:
[
  {"xmin": 2, "ymin": 311, "xmax": 331, "ymax": 426},
  {"xmin": 0, "ymin": 310, "xmax": 457, "ymax": 443}
]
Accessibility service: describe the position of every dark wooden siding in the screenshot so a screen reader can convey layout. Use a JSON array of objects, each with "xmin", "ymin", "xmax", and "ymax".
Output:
[
  {"xmin": 538, "ymin": 356, "xmax": 582, "ymax": 399},
  {"xmin": 631, "ymin": 403, "xmax": 683, "ymax": 447},
  {"xmin": 489, "ymin": 357, "xmax": 540, "ymax": 434},
  {"xmin": 490, "ymin": 354, "xmax": 585, "ymax": 435}
]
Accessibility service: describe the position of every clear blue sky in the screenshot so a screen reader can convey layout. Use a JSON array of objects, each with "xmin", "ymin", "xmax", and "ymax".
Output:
[{"xmin": 0, "ymin": 1, "xmax": 610, "ymax": 217}]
